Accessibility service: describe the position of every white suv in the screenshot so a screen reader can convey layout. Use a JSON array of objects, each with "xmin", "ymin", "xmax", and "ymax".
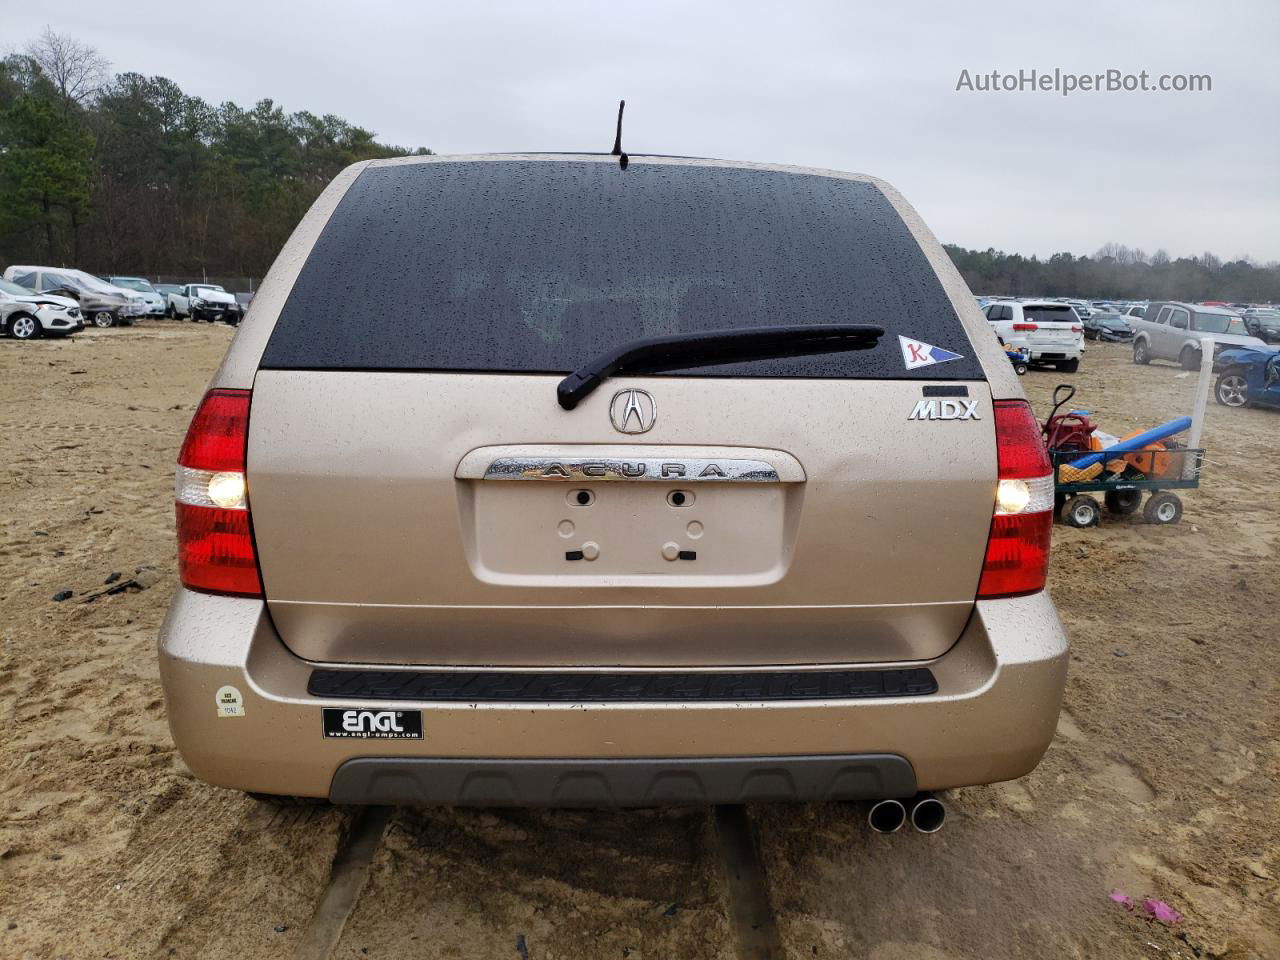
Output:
[
  {"xmin": 0, "ymin": 278, "xmax": 83, "ymax": 339},
  {"xmin": 984, "ymin": 300, "xmax": 1084, "ymax": 372}
]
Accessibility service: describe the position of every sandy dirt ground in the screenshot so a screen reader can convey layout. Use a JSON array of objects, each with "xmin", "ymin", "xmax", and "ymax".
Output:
[{"xmin": 0, "ymin": 325, "xmax": 1276, "ymax": 959}]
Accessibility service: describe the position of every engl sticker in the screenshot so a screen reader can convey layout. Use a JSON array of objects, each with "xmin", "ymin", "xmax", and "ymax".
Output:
[
  {"xmin": 322, "ymin": 708, "xmax": 423, "ymax": 739},
  {"xmin": 900, "ymin": 335, "xmax": 964, "ymax": 370},
  {"xmin": 215, "ymin": 685, "xmax": 245, "ymax": 718}
]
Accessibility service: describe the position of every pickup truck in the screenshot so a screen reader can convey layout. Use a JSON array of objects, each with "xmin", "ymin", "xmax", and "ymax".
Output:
[
  {"xmin": 984, "ymin": 300, "xmax": 1084, "ymax": 372},
  {"xmin": 167, "ymin": 283, "xmax": 241, "ymax": 324}
]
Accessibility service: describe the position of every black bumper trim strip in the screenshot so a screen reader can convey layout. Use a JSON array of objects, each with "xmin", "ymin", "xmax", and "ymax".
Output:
[
  {"xmin": 307, "ymin": 666, "xmax": 938, "ymax": 702},
  {"xmin": 328, "ymin": 754, "xmax": 918, "ymax": 807}
]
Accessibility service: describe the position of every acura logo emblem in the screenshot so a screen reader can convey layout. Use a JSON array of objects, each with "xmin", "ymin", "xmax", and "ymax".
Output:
[{"xmin": 609, "ymin": 388, "xmax": 657, "ymax": 434}]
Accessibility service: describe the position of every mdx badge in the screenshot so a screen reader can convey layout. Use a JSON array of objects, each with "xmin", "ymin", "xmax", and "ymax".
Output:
[
  {"xmin": 908, "ymin": 398, "xmax": 981, "ymax": 421},
  {"xmin": 609, "ymin": 388, "xmax": 657, "ymax": 434},
  {"xmin": 322, "ymin": 708, "xmax": 423, "ymax": 739}
]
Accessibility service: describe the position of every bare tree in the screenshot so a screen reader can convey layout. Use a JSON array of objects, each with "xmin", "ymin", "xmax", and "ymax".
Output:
[
  {"xmin": 1151, "ymin": 249, "xmax": 1171, "ymax": 267},
  {"xmin": 25, "ymin": 26, "xmax": 109, "ymax": 107}
]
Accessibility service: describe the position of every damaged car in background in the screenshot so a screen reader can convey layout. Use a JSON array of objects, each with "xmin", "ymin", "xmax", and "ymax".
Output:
[
  {"xmin": 167, "ymin": 283, "xmax": 242, "ymax": 324},
  {"xmin": 1, "ymin": 266, "xmax": 145, "ymax": 327},
  {"xmin": 1082, "ymin": 312, "xmax": 1135, "ymax": 342},
  {"xmin": 0, "ymin": 277, "xmax": 83, "ymax": 339},
  {"xmin": 104, "ymin": 276, "xmax": 168, "ymax": 317},
  {"xmin": 1213, "ymin": 346, "xmax": 1280, "ymax": 410}
]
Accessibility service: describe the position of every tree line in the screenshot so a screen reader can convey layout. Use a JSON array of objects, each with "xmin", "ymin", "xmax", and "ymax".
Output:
[
  {"xmin": 946, "ymin": 243, "xmax": 1280, "ymax": 303},
  {"xmin": 2, "ymin": 30, "xmax": 1277, "ymax": 302},
  {"xmin": 0, "ymin": 29, "xmax": 428, "ymax": 280}
]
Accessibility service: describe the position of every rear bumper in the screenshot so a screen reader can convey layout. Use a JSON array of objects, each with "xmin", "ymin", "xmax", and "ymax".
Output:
[
  {"xmin": 1027, "ymin": 347, "xmax": 1082, "ymax": 361},
  {"xmin": 1000, "ymin": 336, "xmax": 1082, "ymax": 362},
  {"xmin": 158, "ymin": 588, "xmax": 1069, "ymax": 804}
]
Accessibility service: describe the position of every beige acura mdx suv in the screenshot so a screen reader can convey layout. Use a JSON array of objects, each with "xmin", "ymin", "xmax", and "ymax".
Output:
[{"xmin": 159, "ymin": 153, "xmax": 1068, "ymax": 816}]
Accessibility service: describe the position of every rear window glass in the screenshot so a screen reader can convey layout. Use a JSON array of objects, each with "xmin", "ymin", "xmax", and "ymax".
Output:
[
  {"xmin": 1023, "ymin": 306, "xmax": 1078, "ymax": 324},
  {"xmin": 1191, "ymin": 312, "xmax": 1235, "ymax": 335},
  {"xmin": 262, "ymin": 160, "xmax": 984, "ymax": 380}
]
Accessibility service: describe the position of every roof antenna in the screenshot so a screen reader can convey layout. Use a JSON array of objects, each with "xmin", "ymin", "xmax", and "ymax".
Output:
[{"xmin": 610, "ymin": 99, "xmax": 628, "ymax": 170}]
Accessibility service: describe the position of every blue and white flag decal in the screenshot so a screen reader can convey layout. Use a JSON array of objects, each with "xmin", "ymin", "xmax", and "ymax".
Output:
[{"xmin": 899, "ymin": 335, "xmax": 964, "ymax": 370}]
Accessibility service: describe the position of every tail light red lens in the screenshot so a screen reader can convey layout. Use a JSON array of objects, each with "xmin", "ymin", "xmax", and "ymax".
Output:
[
  {"xmin": 1012, "ymin": 323, "xmax": 1039, "ymax": 331},
  {"xmin": 978, "ymin": 400, "xmax": 1053, "ymax": 599},
  {"xmin": 175, "ymin": 389, "xmax": 262, "ymax": 597},
  {"xmin": 179, "ymin": 389, "xmax": 253, "ymax": 471}
]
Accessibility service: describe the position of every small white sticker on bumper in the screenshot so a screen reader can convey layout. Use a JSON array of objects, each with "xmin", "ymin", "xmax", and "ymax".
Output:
[{"xmin": 215, "ymin": 685, "xmax": 245, "ymax": 718}]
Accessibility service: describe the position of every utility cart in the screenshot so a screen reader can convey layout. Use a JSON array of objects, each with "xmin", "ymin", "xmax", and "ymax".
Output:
[{"xmin": 1042, "ymin": 385, "xmax": 1204, "ymax": 528}]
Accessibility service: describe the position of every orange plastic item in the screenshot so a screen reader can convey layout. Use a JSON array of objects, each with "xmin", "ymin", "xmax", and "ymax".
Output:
[{"xmin": 1105, "ymin": 430, "xmax": 1175, "ymax": 478}]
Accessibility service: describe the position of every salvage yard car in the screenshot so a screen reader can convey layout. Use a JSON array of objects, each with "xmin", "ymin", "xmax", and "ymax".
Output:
[
  {"xmin": 160, "ymin": 154, "xmax": 1069, "ymax": 815},
  {"xmin": 154, "ymin": 283, "xmax": 183, "ymax": 306},
  {"xmin": 1241, "ymin": 308, "xmax": 1280, "ymax": 344},
  {"xmin": 1130, "ymin": 301, "xmax": 1268, "ymax": 370},
  {"xmin": 1082, "ymin": 312, "xmax": 1135, "ymax": 342},
  {"xmin": 984, "ymin": 299, "xmax": 1085, "ymax": 371},
  {"xmin": 1213, "ymin": 346, "xmax": 1280, "ymax": 409},
  {"xmin": 167, "ymin": 283, "xmax": 241, "ymax": 323},
  {"xmin": 0, "ymin": 277, "xmax": 83, "ymax": 339},
  {"xmin": 105, "ymin": 275, "xmax": 167, "ymax": 317},
  {"xmin": 2, "ymin": 265, "xmax": 145, "ymax": 327}
]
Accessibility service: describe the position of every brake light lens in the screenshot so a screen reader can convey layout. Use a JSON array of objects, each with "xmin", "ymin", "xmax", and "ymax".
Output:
[
  {"xmin": 175, "ymin": 389, "xmax": 262, "ymax": 597},
  {"xmin": 1012, "ymin": 323, "xmax": 1039, "ymax": 331},
  {"xmin": 978, "ymin": 400, "xmax": 1053, "ymax": 599},
  {"xmin": 1071, "ymin": 325, "xmax": 1083, "ymax": 333}
]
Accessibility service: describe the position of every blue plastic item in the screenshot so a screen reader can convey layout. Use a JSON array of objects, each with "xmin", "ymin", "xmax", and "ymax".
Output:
[{"xmin": 1066, "ymin": 417, "xmax": 1192, "ymax": 469}]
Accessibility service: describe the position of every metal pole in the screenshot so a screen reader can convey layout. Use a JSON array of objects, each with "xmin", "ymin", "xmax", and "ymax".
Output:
[{"xmin": 1184, "ymin": 336, "xmax": 1214, "ymax": 478}]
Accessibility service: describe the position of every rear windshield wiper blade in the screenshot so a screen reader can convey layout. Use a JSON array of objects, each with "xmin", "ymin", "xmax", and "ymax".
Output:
[{"xmin": 557, "ymin": 323, "xmax": 885, "ymax": 409}]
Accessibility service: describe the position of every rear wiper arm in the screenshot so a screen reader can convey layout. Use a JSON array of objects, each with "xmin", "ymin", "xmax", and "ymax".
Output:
[{"xmin": 556, "ymin": 323, "xmax": 885, "ymax": 410}]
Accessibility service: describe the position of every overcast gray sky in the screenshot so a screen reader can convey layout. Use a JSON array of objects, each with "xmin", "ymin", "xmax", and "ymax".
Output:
[{"xmin": 10, "ymin": 0, "xmax": 1279, "ymax": 260}]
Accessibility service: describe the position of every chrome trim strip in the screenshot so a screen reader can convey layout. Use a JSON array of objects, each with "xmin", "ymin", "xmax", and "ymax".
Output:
[{"xmin": 482, "ymin": 457, "xmax": 782, "ymax": 482}]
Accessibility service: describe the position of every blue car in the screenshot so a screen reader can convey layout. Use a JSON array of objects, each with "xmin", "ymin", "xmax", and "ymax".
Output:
[{"xmin": 1214, "ymin": 347, "xmax": 1280, "ymax": 409}]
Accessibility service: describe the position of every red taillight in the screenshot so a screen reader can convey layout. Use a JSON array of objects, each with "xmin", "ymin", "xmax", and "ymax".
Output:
[
  {"xmin": 1071, "ymin": 325, "xmax": 1083, "ymax": 333},
  {"xmin": 992, "ymin": 398, "xmax": 1052, "ymax": 479},
  {"xmin": 978, "ymin": 400, "xmax": 1053, "ymax": 599},
  {"xmin": 176, "ymin": 502, "xmax": 261, "ymax": 596},
  {"xmin": 175, "ymin": 389, "xmax": 262, "ymax": 597},
  {"xmin": 978, "ymin": 512, "xmax": 1052, "ymax": 598},
  {"xmin": 1012, "ymin": 323, "xmax": 1038, "ymax": 331},
  {"xmin": 179, "ymin": 389, "xmax": 252, "ymax": 472}
]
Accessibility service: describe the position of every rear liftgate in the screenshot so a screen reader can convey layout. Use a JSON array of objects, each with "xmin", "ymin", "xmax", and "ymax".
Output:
[{"xmin": 455, "ymin": 445, "xmax": 803, "ymax": 585}]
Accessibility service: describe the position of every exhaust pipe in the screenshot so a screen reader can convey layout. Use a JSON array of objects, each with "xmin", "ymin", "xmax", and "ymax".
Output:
[
  {"xmin": 866, "ymin": 798, "xmax": 907, "ymax": 834},
  {"xmin": 907, "ymin": 793, "xmax": 946, "ymax": 834}
]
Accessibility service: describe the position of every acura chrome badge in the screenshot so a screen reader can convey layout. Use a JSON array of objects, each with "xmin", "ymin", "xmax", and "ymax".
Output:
[{"xmin": 609, "ymin": 388, "xmax": 657, "ymax": 434}]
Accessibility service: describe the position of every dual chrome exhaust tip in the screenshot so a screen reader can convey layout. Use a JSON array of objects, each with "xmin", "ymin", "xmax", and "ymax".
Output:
[{"xmin": 866, "ymin": 794, "xmax": 946, "ymax": 834}]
